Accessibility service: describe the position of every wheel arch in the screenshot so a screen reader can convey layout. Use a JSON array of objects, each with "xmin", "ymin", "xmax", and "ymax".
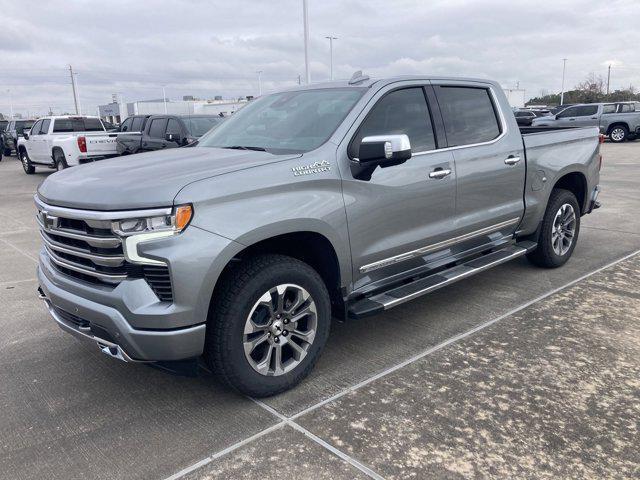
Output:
[
  {"xmin": 552, "ymin": 171, "xmax": 588, "ymax": 215},
  {"xmin": 607, "ymin": 122, "xmax": 629, "ymax": 135},
  {"xmin": 208, "ymin": 229, "xmax": 346, "ymax": 321}
]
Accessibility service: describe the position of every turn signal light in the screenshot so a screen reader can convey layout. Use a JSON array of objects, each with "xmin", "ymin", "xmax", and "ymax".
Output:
[
  {"xmin": 175, "ymin": 205, "xmax": 193, "ymax": 231},
  {"xmin": 77, "ymin": 136, "xmax": 87, "ymax": 153}
]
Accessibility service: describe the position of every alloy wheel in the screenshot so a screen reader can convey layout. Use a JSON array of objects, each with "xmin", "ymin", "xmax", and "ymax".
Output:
[
  {"xmin": 243, "ymin": 283, "xmax": 317, "ymax": 376},
  {"xmin": 610, "ymin": 128, "xmax": 625, "ymax": 142},
  {"xmin": 551, "ymin": 203, "xmax": 576, "ymax": 256}
]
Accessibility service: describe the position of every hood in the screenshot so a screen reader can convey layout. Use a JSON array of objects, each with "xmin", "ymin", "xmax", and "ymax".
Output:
[{"xmin": 37, "ymin": 147, "xmax": 300, "ymax": 210}]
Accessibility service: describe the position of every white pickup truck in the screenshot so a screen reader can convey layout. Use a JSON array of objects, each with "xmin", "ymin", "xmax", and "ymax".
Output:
[{"xmin": 17, "ymin": 116, "xmax": 119, "ymax": 174}]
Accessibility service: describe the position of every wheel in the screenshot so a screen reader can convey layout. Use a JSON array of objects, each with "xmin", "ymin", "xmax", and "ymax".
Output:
[
  {"xmin": 54, "ymin": 150, "xmax": 68, "ymax": 171},
  {"xmin": 609, "ymin": 125, "xmax": 628, "ymax": 143},
  {"xmin": 527, "ymin": 189, "xmax": 580, "ymax": 268},
  {"xmin": 20, "ymin": 149, "xmax": 35, "ymax": 174},
  {"xmin": 204, "ymin": 254, "xmax": 331, "ymax": 397}
]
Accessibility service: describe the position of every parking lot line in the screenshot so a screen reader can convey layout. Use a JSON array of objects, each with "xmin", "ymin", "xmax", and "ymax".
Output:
[
  {"xmin": 0, "ymin": 237, "xmax": 38, "ymax": 263},
  {"xmin": 165, "ymin": 248, "xmax": 640, "ymax": 480},
  {"xmin": 290, "ymin": 247, "xmax": 640, "ymax": 422}
]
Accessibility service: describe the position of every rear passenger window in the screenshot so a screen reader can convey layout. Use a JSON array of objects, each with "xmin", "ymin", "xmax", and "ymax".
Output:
[
  {"xmin": 603, "ymin": 104, "xmax": 616, "ymax": 114},
  {"xmin": 148, "ymin": 119, "xmax": 166, "ymax": 138},
  {"xmin": 436, "ymin": 86, "xmax": 501, "ymax": 146},
  {"xmin": 131, "ymin": 117, "xmax": 145, "ymax": 132},
  {"xmin": 350, "ymin": 87, "xmax": 435, "ymax": 157}
]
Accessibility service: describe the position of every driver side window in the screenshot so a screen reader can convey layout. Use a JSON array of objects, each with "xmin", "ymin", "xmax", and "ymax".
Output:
[{"xmin": 349, "ymin": 87, "xmax": 435, "ymax": 158}]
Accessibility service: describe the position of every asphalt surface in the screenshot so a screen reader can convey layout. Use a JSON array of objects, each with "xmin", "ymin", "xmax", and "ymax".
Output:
[{"xmin": 0, "ymin": 143, "xmax": 639, "ymax": 479}]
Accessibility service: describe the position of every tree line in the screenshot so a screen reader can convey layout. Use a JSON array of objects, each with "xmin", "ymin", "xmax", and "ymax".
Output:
[{"xmin": 527, "ymin": 73, "xmax": 639, "ymax": 106}]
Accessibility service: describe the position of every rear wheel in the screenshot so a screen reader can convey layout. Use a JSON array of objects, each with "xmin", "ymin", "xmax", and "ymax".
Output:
[
  {"xmin": 527, "ymin": 189, "xmax": 580, "ymax": 268},
  {"xmin": 609, "ymin": 125, "xmax": 628, "ymax": 143},
  {"xmin": 20, "ymin": 149, "xmax": 35, "ymax": 174},
  {"xmin": 54, "ymin": 150, "xmax": 68, "ymax": 171},
  {"xmin": 204, "ymin": 254, "xmax": 331, "ymax": 397}
]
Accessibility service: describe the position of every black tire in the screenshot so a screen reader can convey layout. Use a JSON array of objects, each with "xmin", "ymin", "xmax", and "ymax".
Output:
[
  {"xmin": 204, "ymin": 254, "xmax": 331, "ymax": 397},
  {"xmin": 54, "ymin": 149, "xmax": 68, "ymax": 171},
  {"xmin": 527, "ymin": 189, "xmax": 581, "ymax": 268},
  {"xmin": 19, "ymin": 149, "xmax": 35, "ymax": 174},
  {"xmin": 608, "ymin": 125, "xmax": 628, "ymax": 143},
  {"xmin": 3, "ymin": 148, "xmax": 11, "ymax": 156}
]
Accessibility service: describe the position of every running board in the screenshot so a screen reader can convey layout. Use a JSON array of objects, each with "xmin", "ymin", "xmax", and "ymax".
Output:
[{"xmin": 348, "ymin": 242, "xmax": 536, "ymax": 319}]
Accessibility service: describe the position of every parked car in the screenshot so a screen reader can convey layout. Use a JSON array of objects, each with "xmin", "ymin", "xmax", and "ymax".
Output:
[
  {"xmin": 513, "ymin": 109, "xmax": 551, "ymax": 126},
  {"xmin": 533, "ymin": 102, "xmax": 640, "ymax": 142},
  {"xmin": 36, "ymin": 75, "xmax": 601, "ymax": 396},
  {"xmin": 17, "ymin": 116, "xmax": 119, "ymax": 173},
  {"xmin": 0, "ymin": 120, "xmax": 7, "ymax": 161},
  {"xmin": 116, "ymin": 114, "xmax": 225, "ymax": 155},
  {"xmin": 2, "ymin": 119, "xmax": 36, "ymax": 155}
]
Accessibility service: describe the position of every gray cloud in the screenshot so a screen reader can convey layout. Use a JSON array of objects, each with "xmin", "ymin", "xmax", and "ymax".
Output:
[{"xmin": 0, "ymin": 0, "xmax": 638, "ymax": 117}]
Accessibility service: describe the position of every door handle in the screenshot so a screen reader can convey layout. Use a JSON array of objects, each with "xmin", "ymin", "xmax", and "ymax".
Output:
[
  {"xmin": 569, "ymin": 118, "xmax": 576, "ymax": 121},
  {"xmin": 504, "ymin": 156, "xmax": 521, "ymax": 166},
  {"xmin": 428, "ymin": 168, "xmax": 452, "ymax": 179}
]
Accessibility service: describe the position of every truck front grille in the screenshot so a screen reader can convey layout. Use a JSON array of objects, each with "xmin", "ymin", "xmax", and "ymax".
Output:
[{"xmin": 36, "ymin": 200, "xmax": 173, "ymax": 302}]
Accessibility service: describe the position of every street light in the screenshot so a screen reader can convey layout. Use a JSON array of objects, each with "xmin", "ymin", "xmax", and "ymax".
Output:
[
  {"xmin": 162, "ymin": 86, "xmax": 167, "ymax": 114},
  {"xmin": 325, "ymin": 36, "xmax": 338, "ymax": 80},
  {"xmin": 560, "ymin": 58, "xmax": 567, "ymax": 106},
  {"xmin": 7, "ymin": 89, "xmax": 13, "ymax": 120},
  {"xmin": 256, "ymin": 70, "xmax": 263, "ymax": 96},
  {"xmin": 302, "ymin": 0, "xmax": 310, "ymax": 84}
]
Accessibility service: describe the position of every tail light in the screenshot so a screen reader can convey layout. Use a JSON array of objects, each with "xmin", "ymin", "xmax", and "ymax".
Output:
[{"xmin": 77, "ymin": 136, "xmax": 87, "ymax": 153}]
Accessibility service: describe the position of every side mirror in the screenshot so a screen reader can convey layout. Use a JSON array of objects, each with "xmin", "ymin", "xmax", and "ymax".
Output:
[
  {"xmin": 23, "ymin": 132, "xmax": 29, "ymax": 140},
  {"xmin": 351, "ymin": 134, "xmax": 411, "ymax": 181},
  {"xmin": 358, "ymin": 134, "xmax": 411, "ymax": 166},
  {"xmin": 165, "ymin": 132, "xmax": 182, "ymax": 143}
]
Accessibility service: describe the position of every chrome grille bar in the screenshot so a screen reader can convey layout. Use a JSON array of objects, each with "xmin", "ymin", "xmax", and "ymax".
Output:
[
  {"xmin": 39, "ymin": 230, "xmax": 125, "ymax": 267},
  {"xmin": 43, "ymin": 244, "xmax": 127, "ymax": 283},
  {"xmin": 36, "ymin": 215, "xmax": 121, "ymax": 248}
]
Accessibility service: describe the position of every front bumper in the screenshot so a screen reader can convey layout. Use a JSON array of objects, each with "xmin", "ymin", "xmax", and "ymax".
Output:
[{"xmin": 38, "ymin": 263, "xmax": 206, "ymax": 361}]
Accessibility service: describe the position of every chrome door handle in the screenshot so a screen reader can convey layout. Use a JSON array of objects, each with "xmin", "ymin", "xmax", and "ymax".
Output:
[
  {"xmin": 504, "ymin": 156, "xmax": 521, "ymax": 166},
  {"xmin": 429, "ymin": 168, "xmax": 452, "ymax": 179}
]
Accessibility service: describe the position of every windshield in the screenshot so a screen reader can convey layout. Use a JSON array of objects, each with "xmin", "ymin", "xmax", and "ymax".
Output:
[
  {"xmin": 184, "ymin": 116, "xmax": 225, "ymax": 137},
  {"xmin": 198, "ymin": 88, "xmax": 365, "ymax": 154}
]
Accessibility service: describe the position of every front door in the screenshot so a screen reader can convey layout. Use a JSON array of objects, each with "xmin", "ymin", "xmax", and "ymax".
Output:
[
  {"xmin": 144, "ymin": 117, "xmax": 168, "ymax": 151},
  {"xmin": 433, "ymin": 83, "xmax": 525, "ymax": 248},
  {"xmin": 338, "ymin": 84, "xmax": 457, "ymax": 290}
]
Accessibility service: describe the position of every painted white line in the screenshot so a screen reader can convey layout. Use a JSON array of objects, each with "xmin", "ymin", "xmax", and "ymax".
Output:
[
  {"xmin": 0, "ymin": 238, "xmax": 39, "ymax": 263},
  {"xmin": 163, "ymin": 421, "xmax": 287, "ymax": 480},
  {"xmin": 164, "ymin": 248, "xmax": 640, "ymax": 480},
  {"xmin": 291, "ymin": 248, "xmax": 640, "ymax": 420},
  {"xmin": 0, "ymin": 277, "xmax": 38, "ymax": 287},
  {"xmin": 252, "ymin": 399, "xmax": 385, "ymax": 480}
]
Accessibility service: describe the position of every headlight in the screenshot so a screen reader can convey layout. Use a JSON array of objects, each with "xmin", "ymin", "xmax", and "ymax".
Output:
[
  {"xmin": 113, "ymin": 205, "xmax": 192, "ymax": 236},
  {"xmin": 113, "ymin": 205, "xmax": 192, "ymax": 265}
]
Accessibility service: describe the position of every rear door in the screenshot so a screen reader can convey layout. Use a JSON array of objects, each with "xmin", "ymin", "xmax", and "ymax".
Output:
[
  {"xmin": 572, "ymin": 105, "xmax": 599, "ymax": 127},
  {"xmin": 340, "ymin": 83, "xmax": 457, "ymax": 288},
  {"xmin": 433, "ymin": 82, "xmax": 525, "ymax": 246},
  {"xmin": 143, "ymin": 117, "xmax": 168, "ymax": 150}
]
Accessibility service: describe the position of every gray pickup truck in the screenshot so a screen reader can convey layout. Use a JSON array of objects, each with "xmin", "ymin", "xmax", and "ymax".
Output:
[
  {"xmin": 36, "ymin": 74, "xmax": 602, "ymax": 396},
  {"xmin": 532, "ymin": 101, "xmax": 640, "ymax": 142}
]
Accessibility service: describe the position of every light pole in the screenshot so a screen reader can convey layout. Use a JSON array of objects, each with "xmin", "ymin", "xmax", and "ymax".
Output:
[
  {"xmin": 325, "ymin": 36, "xmax": 337, "ymax": 80},
  {"xmin": 606, "ymin": 64, "xmax": 611, "ymax": 95},
  {"xmin": 162, "ymin": 86, "xmax": 167, "ymax": 114},
  {"xmin": 303, "ymin": 0, "xmax": 310, "ymax": 84},
  {"xmin": 560, "ymin": 58, "xmax": 567, "ymax": 106},
  {"xmin": 7, "ymin": 89, "xmax": 13, "ymax": 119},
  {"xmin": 256, "ymin": 70, "xmax": 263, "ymax": 96}
]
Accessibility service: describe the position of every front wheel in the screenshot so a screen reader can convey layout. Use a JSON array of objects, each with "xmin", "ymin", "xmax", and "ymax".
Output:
[
  {"xmin": 609, "ymin": 125, "xmax": 628, "ymax": 143},
  {"xmin": 527, "ymin": 189, "xmax": 580, "ymax": 268},
  {"xmin": 20, "ymin": 150, "xmax": 35, "ymax": 174},
  {"xmin": 204, "ymin": 254, "xmax": 331, "ymax": 397}
]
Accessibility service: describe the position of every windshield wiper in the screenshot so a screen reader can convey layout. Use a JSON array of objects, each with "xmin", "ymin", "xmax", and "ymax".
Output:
[{"xmin": 223, "ymin": 145, "xmax": 267, "ymax": 152}]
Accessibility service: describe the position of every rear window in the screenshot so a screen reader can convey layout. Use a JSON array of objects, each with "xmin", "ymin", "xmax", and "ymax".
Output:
[
  {"xmin": 436, "ymin": 86, "xmax": 501, "ymax": 146},
  {"xmin": 53, "ymin": 118, "xmax": 106, "ymax": 133}
]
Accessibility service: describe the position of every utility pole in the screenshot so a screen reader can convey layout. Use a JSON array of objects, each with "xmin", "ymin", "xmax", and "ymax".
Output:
[
  {"xmin": 303, "ymin": 0, "xmax": 310, "ymax": 84},
  {"xmin": 7, "ymin": 89, "xmax": 13, "ymax": 119},
  {"xmin": 297, "ymin": 74, "xmax": 302, "ymax": 85},
  {"xmin": 325, "ymin": 36, "xmax": 338, "ymax": 80},
  {"xmin": 606, "ymin": 64, "xmax": 611, "ymax": 95},
  {"xmin": 256, "ymin": 71, "xmax": 263, "ymax": 96},
  {"xmin": 560, "ymin": 58, "xmax": 567, "ymax": 106},
  {"xmin": 69, "ymin": 65, "xmax": 79, "ymax": 114},
  {"xmin": 162, "ymin": 86, "xmax": 167, "ymax": 113}
]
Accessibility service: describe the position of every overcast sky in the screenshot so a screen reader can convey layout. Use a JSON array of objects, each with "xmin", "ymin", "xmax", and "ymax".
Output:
[{"xmin": 0, "ymin": 0, "xmax": 638, "ymax": 117}]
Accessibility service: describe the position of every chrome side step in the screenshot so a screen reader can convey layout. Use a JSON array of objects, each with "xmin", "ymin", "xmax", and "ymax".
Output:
[{"xmin": 348, "ymin": 242, "xmax": 535, "ymax": 319}]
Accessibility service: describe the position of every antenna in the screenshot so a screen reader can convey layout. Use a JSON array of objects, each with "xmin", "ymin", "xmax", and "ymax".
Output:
[{"xmin": 348, "ymin": 70, "xmax": 370, "ymax": 85}]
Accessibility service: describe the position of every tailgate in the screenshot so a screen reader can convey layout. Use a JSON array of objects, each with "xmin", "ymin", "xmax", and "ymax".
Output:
[{"xmin": 84, "ymin": 134, "xmax": 118, "ymax": 156}]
